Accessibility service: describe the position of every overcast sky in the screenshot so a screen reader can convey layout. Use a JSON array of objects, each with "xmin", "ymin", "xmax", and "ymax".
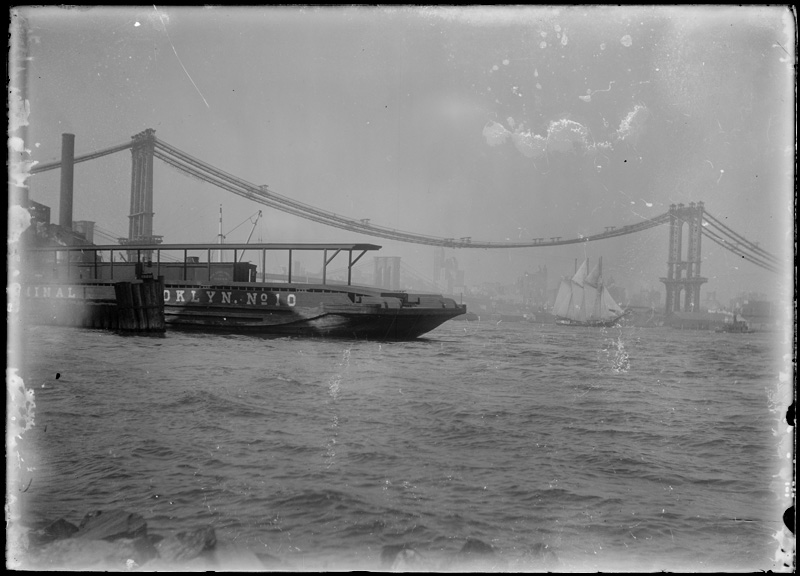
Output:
[{"xmin": 12, "ymin": 6, "xmax": 794, "ymax": 303}]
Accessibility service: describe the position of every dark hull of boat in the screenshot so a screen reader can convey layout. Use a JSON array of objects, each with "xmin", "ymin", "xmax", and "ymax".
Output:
[
  {"xmin": 22, "ymin": 280, "xmax": 466, "ymax": 340},
  {"xmin": 164, "ymin": 308, "xmax": 461, "ymax": 340},
  {"xmin": 714, "ymin": 325, "xmax": 753, "ymax": 334},
  {"xmin": 555, "ymin": 316, "xmax": 624, "ymax": 328},
  {"xmin": 161, "ymin": 282, "xmax": 465, "ymax": 339}
]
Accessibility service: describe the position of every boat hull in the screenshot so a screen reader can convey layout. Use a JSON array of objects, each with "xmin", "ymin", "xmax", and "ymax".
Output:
[
  {"xmin": 164, "ymin": 308, "xmax": 462, "ymax": 339},
  {"xmin": 21, "ymin": 280, "xmax": 466, "ymax": 340},
  {"xmin": 554, "ymin": 315, "xmax": 624, "ymax": 328},
  {"xmin": 714, "ymin": 324, "xmax": 753, "ymax": 334}
]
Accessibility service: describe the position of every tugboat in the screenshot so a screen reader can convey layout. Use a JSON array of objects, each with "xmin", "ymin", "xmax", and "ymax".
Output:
[{"xmin": 715, "ymin": 313, "xmax": 753, "ymax": 334}]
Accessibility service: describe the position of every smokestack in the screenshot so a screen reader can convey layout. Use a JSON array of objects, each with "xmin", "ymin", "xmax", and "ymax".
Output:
[{"xmin": 59, "ymin": 133, "xmax": 75, "ymax": 230}]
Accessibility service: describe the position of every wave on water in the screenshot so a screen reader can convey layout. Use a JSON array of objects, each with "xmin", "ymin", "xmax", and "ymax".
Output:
[{"xmin": 10, "ymin": 322, "xmax": 789, "ymax": 572}]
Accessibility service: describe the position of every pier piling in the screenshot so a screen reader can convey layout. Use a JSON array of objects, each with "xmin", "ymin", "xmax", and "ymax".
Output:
[{"xmin": 114, "ymin": 278, "xmax": 165, "ymax": 332}]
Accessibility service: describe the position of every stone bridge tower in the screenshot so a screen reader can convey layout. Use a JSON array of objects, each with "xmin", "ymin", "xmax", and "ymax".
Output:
[
  {"xmin": 660, "ymin": 202, "xmax": 707, "ymax": 314},
  {"xmin": 122, "ymin": 129, "xmax": 162, "ymax": 260}
]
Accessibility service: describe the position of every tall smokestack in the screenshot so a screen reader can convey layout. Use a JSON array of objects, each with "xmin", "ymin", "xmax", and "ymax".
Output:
[{"xmin": 59, "ymin": 133, "xmax": 75, "ymax": 230}]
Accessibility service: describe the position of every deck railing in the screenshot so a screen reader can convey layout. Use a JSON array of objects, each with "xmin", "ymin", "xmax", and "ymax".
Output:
[{"xmin": 23, "ymin": 242, "xmax": 381, "ymax": 286}]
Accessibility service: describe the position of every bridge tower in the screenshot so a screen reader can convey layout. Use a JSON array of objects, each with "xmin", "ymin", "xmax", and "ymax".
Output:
[
  {"xmin": 375, "ymin": 256, "xmax": 402, "ymax": 290},
  {"xmin": 660, "ymin": 202, "xmax": 707, "ymax": 314},
  {"xmin": 122, "ymin": 129, "xmax": 162, "ymax": 260}
]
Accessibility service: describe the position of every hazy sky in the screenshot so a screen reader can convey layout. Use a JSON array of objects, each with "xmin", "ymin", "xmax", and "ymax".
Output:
[{"xmin": 11, "ymin": 6, "xmax": 795, "ymax": 303}]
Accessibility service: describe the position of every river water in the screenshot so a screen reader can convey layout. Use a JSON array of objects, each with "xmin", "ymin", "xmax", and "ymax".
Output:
[{"xmin": 7, "ymin": 320, "xmax": 793, "ymax": 572}]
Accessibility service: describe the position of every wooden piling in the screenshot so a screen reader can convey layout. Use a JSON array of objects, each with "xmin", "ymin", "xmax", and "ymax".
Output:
[
  {"xmin": 142, "ymin": 277, "xmax": 166, "ymax": 331},
  {"xmin": 114, "ymin": 282, "xmax": 135, "ymax": 330},
  {"xmin": 131, "ymin": 281, "xmax": 146, "ymax": 329},
  {"xmin": 113, "ymin": 279, "xmax": 165, "ymax": 332}
]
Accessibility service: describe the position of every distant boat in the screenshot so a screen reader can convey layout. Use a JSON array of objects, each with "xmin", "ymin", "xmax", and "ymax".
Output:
[
  {"xmin": 714, "ymin": 314, "xmax": 753, "ymax": 333},
  {"xmin": 552, "ymin": 258, "xmax": 626, "ymax": 327}
]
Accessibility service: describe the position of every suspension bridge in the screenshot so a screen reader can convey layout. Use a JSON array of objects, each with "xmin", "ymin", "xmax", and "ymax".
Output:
[{"xmin": 28, "ymin": 129, "xmax": 782, "ymax": 313}]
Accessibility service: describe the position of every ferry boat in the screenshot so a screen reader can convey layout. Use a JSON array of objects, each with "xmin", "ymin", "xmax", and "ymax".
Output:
[{"xmin": 21, "ymin": 242, "xmax": 466, "ymax": 340}]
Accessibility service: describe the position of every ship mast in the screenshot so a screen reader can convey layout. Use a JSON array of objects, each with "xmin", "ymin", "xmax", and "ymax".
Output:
[
  {"xmin": 216, "ymin": 204, "xmax": 224, "ymax": 262},
  {"xmin": 598, "ymin": 256, "xmax": 602, "ymax": 285}
]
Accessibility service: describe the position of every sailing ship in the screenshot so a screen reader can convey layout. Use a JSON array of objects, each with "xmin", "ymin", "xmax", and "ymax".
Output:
[{"xmin": 552, "ymin": 258, "xmax": 626, "ymax": 327}]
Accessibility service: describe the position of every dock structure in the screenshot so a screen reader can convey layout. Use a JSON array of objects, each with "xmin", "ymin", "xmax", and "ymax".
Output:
[
  {"xmin": 21, "ymin": 243, "xmax": 381, "ymax": 333},
  {"xmin": 19, "ymin": 242, "xmax": 466, "ymax": 340},
  {"xmin": 23, "ymin": 277, "xmax": 165, "ymax": 333}
]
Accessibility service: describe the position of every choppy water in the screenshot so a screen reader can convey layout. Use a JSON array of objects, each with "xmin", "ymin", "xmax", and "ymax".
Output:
[{"xmin": 8, "ymin": 320, "xmax": 793, "ymax": 571}]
